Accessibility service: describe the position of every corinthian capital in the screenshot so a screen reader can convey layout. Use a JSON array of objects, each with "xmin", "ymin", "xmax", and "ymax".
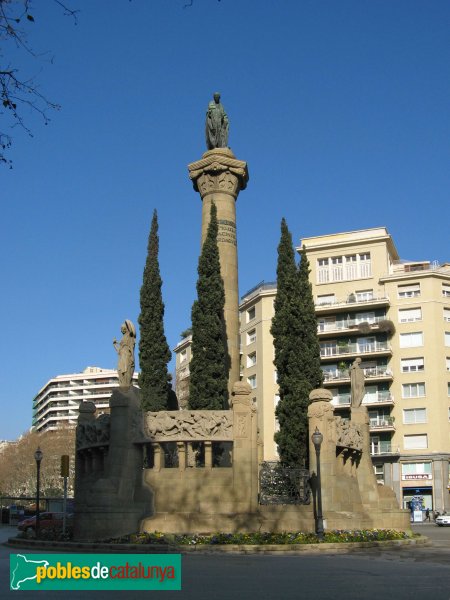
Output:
[{"xmin": 188, "ymin": 148, "xmax": 249, "ymax": 200}]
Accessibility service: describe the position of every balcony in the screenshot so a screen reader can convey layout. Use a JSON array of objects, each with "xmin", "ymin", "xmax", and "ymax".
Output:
[
  {"xmin": 369, "ymin": 417, "xmax": 395, "ymax": 432},
  {"xmin": 370, "ymin": 444, "xmax": 400, "ymax": 456},
  {"xmin": 315, "ymin": 294, "xmax": 390, "ymax": 314},
  {"xmin": 363, "ymin": 391, "xmax": 394, "ymax": 406},
  {"xmin": 322, "ymin": 366, "xmax": 393, "ymax": 384},
  {"xmin": 331, "ymin": 391, "xmax": 394, "ymax": 408},
  {"xmin": 317, "ymin": 316, "xmax": 386, "ymax": 336},
  {"xmin": 320, "ymin": 342, "xmax": 392, "ymax": 360}
]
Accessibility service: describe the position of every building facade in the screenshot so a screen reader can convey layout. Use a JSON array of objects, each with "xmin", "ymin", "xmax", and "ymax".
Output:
[
  {"xmin": 239, "ymin": 228, "xmax": 450, "ymax": 512},
  {"xmin": 173, "ymin": 335, "xmax": 192, "ymax": 410},
  {"xmin": 32, "ymin": 366, "xmax": 139, "ymax": 433}
]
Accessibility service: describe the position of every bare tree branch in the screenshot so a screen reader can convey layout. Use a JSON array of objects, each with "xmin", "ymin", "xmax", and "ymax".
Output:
[{"xmin": 0, "ymin": 0, "xmax": 77, "ymax": 166}]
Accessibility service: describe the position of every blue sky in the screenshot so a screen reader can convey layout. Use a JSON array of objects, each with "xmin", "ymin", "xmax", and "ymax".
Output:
[{"xmin": 2, "ymin": 0, "xmax": 449, "ymax": 440}]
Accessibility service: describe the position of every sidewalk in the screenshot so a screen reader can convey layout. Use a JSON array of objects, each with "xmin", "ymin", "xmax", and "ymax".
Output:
[{"xmin": 0, "ymin": 526, "xmax": 18, "ymax": 545}]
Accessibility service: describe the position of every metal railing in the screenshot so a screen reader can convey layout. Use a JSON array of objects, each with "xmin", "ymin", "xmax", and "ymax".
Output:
[
  {"xmin": 332, "ymin": 392, "xmax": 394, "ymax": 406},
  {"xmin": 259, "ymin": 461, "xmax": 311, "ymax": 505},
  {"xmin": 323, "ymin": 366, "xmax": 392, "ymax": 382},
  {"xmin": 320, "ymin": 342, "xmax": 391, "ymax": 358},
  {"xmin": 370, "ymin": 444, "xmax": 399, "ymax": 456},
  {"xmin": 317, "ymin": 315, "xmax": 386, "ymax": 333}
]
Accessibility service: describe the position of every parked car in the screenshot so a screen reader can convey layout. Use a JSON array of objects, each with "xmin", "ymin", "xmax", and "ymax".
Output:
[
  {"xmin": 17, "ymin": 512, "xmax": 72, "ymax": 533},
  {"xmin": 435, "ymin": 514, "xmax": 450, "ymax": 527}
]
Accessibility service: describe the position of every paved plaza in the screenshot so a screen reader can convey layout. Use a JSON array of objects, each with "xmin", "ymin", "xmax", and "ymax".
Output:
[{"xmin": 1, "ymin": 524, "xmax": 450, "ymax": 599}]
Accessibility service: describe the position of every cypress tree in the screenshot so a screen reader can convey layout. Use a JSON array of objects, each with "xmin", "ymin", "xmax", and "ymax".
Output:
[
  {"xmin": 189, "ymin": 202, "xmax": 230, "ymax": 409},
  {"xmin": 298, "ymin": 245, "xmax": 323, "ymax": 390},
  {"xmin": 138, "ymin": 209, "xmax": 173, "ymax": 411},
  {"xmin": 271, "ymin": 219, "xmax": 322, "ymax": 467}
]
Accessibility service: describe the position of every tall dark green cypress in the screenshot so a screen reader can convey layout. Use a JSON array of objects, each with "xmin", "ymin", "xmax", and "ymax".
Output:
[
  {"xmin": 138, "ymin": 209, "xmax": 172, "ymax": 411},
  {"xmin": 189, "ymin": 202, "xmax": 230, "ymax": 409},
  {"xmin": 271, "ymin": 219, "xmax": 322, "ymax": 467},
  {"xmin": 298, "ymin": 245, "xmax": 323, "ymax": 391}
]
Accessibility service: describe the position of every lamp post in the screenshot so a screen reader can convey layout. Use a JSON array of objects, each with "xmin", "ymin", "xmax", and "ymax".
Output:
[
  {"xmin": 34, "ymin": 447, "xmax": 43, "ymax": 538},
  {"xmin": 311, "ymin": 427, "xmax": 324, "ymax": 540}
]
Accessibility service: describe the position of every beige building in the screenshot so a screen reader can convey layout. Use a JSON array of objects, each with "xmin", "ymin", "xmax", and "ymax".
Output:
[
  {"xmin": 239, "ymin": 227, "xmax": 450, "ymax": 512},
  {"xmin": 175, "ymin": 227, "xmax": 450, "ymax": 511},
  {"xmin": 173, "ymin": 334, "xmax": 192, "ymax": 410}
]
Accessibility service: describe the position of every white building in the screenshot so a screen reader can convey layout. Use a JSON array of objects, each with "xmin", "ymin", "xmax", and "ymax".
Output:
[{"xmin": 32, "ymin": 366, "xmax": 138, "ymax": 433}]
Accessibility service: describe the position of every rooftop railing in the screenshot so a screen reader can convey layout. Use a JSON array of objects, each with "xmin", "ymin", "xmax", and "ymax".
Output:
[{"xmin": 315, "ymin": 294, "xmax": 390, "ymax": 310}]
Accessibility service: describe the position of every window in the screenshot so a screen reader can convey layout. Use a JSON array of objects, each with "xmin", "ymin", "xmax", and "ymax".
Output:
[
  {"xmin": 318, "ymin": 316, "xmax": 336, "ymax": 332},
  {"xmin": 363, "ymin": 385, "xmax": 378, "ymax": 404},
  {"xmin": 316, "ymin": 254, "xmax": 371, "ymax": 283},
  {"xmin": 373, "ymin": 464, "xmax": 384, "ymax": 483},
  {"xmin": 400, "ymin": 332, "xmax": 423, "ymax": 348},
  {"xmin": 317, "ymin": 258, "xmax": 330, "ymax": 283},
  {"xmin": 317, "ymin": 294, "xmax": 335, "ymax": 305},
  {"xmin": 403, "ymin": 408, "xmax": 427, "ymax": 424},
  {"xmin": 446, "ymin": 358, "xmax": 450, "ymax": 372},
  {"xmin": 247, "ymin": 329, "xmax": 256, "ymax": 345},
  {"xmin": 444, "ymin": 309, "xmax": 450, "ymax": 322},
  {"xmin": 180, "ymin": 349, "xmax": 187, "ymax": 363},
  {"xmin": 247, "ymin": 306, "xmax": 256, "ymax": 322},
  {"xmin": 446, "ymin": 332, "xmax": 450, "ymax": 347},
  {"xmin": 401, "ymin": 462, "xmax": 432, "ymax": 478},
  {"xmin": 355, "ymin": 289, "xmax": 373, "ymax": 302},
  {"xmin": 402, "ymin": 383, "xmax": 425, "ymax": 398},
  {"xmin": 355, "ymin": 311, "xmax": 376, "ymax": 324},
  {"xmin": 359, "ymin": 253, "xmax": 372, "ymax": 278},
  {"xmin": 398, "ymin": 283, "xmax": 420, "ymax": 298},
  {"xmin": 403, "ymin": 434, "xmax": 427, "ymax": 450},
  {"xmin": 320, "ymin": 340, "xmax": 337, "ymax": 356},
  {"xmin": 357, "ymin": 336, "xmax": 376, "ymax": 352},
  {"xmin": 398, "ymin": 307, "xmax": 422, "ymax": 323},
  {"xmin": 345, "ymin": 255, "xmax": 357, "ymax": 279},
  {"xmin": 331, "ymin": 256, "xmax": 344, "ymax": 281},
  {"xmin": 247, "ymin": 352, "xmax": 256, "ymax": 368},
  {"xmin": 247, "ymin": 375, "xmax": 257, "ymax": 389},
  {"xmin": 274, "ymin": 370, "xmax": 278, "ymax": 383},
  {"xmin": 443, "ymin": 284, "xmax": 450, "ymax": 297},
  {"xmin": 401, "ymin": 357, "xmax": 424, "ymax": 372},
  {"xmin": 321, "ymin": 364, "xmax": 338, "ymax": 381},
  {"xmin": 274, "ymin": 395, "xmax": 280, "ymax": 432}
]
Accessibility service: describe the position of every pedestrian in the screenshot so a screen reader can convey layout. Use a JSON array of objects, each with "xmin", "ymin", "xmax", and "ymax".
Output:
[{"xmin": 425, "ymin": 508, "xmax": 430, "ymax": 522}]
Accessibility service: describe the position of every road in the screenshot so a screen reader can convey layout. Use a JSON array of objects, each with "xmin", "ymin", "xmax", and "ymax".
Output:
[{"xmin": 1, "ymin": 524, "xmax": 450, "ymax": 599}]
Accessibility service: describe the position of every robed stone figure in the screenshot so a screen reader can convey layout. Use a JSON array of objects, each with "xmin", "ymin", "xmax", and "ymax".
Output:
[
  {"xmin": 113, "ymin": 320, "xmax": 136, "ymax": 388},
  {"xmin": 205, "ymin": 93, "xmax": 229, "ymax": 150}
]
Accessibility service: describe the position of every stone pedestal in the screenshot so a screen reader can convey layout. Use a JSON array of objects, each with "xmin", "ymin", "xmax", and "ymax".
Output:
[
  {"xmin": 74, "ymin": 386, "xmax": 153, "ymax": 541},
  {"xmin": 188, "ymin": 148, "xmax": 249, "ymax": 397},
  {"xmin": 231, "ymin": 381, "xmax": 258, "ymax": 512}
]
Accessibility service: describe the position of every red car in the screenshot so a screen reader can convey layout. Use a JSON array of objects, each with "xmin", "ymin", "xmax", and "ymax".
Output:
[{"xmin": 17, "ymin": 512, "xmax": 70, "ymax": 533}]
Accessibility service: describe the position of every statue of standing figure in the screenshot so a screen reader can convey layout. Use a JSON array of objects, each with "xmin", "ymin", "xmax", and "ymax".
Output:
[
  {"xmin": 350, "ymin": 357, "xmax": 365, "ymax": 408},
  {"xmin": 113, "ymin": 320, "xmax": 136, "ymax": 388},
  {"xmin": 205, "ymin": 92, "xmax": 229, "ymax": 150}
]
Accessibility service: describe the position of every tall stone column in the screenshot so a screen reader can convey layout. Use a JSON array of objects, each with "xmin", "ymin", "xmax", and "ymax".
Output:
[{"xmin": 188, "ymin": 148, "xmax": 249, "ymax": 394}]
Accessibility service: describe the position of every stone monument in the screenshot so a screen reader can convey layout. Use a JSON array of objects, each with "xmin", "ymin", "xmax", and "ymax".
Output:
[
  {"xmin": 205, "ymin": 92, "xmax": 229, "ymax": 150},
  {"xmin": 113, "ymin": 319, "xmax": 136, "ymax": 388},
  {"xmin": 188, "ymin": 94, "xmax": 249, "ymax": 395}
]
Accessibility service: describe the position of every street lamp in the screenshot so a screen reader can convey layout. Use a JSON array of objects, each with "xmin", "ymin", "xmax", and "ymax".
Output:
[
  {"xmin": 311, "ymin": 427, "xmax": 324, "ymax": 540},
  {"xmin": 34, "ymin": 447, "xmax": 43, "ymax": 538}
]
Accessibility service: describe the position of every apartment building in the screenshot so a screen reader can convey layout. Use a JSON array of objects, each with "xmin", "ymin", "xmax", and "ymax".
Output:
[
  {"xmin": 32, "ymin": 366, "xmax": 139, "ymax": 433},
  {"xmin": 173, "ymin": 335, "xmax": 193, "ymax": 410},
  {"xmin": 238, "ymin": 228, "xmax": 450, "ymax": 512}
]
